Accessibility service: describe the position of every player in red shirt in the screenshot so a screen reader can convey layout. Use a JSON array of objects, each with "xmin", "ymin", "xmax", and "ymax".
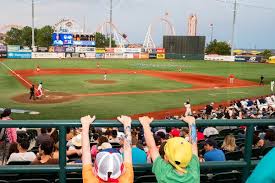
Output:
[{"xmin": 229, "ymin": 74, "xmax": 235, "ymax": 84}]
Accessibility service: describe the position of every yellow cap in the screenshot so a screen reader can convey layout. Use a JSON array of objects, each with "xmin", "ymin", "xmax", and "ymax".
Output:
[{"xmin": 164, "ymin": 137, "xmax": 192, "ymax": 173}]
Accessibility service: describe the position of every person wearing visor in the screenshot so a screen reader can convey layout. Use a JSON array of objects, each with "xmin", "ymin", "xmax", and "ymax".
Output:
[
  {"xmin": 140, "ymin": 116, "xmax": 200, "ymax": 183},
  {"xmin": 81, "ymin": 115, "xmax": 134, "ymax": 183}
]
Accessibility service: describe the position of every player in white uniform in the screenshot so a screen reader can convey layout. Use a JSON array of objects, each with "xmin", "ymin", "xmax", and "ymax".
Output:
[
  {"xmin": 271, "ymin": 80, "xmax": 275, "ymax": 93},
  {"xmin": 36, "ymin": 82, "xmax": 43, "ymax": 98},
  {"xmin": 104, "ymin": 72, "xmax": 107, "ymax": 81}
]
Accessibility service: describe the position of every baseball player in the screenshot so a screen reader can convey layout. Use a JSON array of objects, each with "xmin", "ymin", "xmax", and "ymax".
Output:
[
  {"xmin": 229, "ymin": 74, "xmax": 235, "ymax": 84},
  {"xmin": 271, "ymin": 80, "xmax": 275, "ymax": 93},
  {"xmin": 36, "ymin": 82, "xmax": 43, "ymax": 98},
  {"xmin": 29, "ymin": 85, "xmax": 36, "ymax": 100},
  {"xmin": 104, "ymin": 72, "xmax": 107, "ymax": 81},
  {"xmin": 184, "ymin": 99, "xmax": 192, "ymax": 116},
  {"xmin": 97, "ymin": 62, "xmax": 100, "ymax": 69},
  {"xmin": 259, "ymin": 75, "xmax": 264, "ymax": 85},
  {"xmin": 36, "ymin": 65, "xmax": 40, "ymax": 72}
]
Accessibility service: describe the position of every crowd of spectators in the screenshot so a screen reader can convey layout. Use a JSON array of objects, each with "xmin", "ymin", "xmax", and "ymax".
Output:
[{"xmin": 0, "ymin": 93, "xmax": 275, "ymax": 182}]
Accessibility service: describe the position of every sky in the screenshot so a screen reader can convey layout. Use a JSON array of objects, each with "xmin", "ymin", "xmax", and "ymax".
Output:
[{"xmin": 0, "ymin": 0, "xmax": 275, "ymax": 49}]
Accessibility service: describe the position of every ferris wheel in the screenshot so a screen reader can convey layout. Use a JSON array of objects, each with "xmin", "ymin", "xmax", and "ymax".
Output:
[
  {"xmin": 54, "ymin": 19, "xmax": 83, "ymax": 33},
  {"xmin": 143, "ymin": 13, "xmax": 176, "ymax": 49},
  {"xmin": 96, "ymin": 21, "xmax": 129, "ymax": 48}
]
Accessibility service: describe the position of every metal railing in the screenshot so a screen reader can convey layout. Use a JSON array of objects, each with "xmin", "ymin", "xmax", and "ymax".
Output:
[{"xmin": 0, "ymin": 119, "xmax": 274, "ymax": 183}]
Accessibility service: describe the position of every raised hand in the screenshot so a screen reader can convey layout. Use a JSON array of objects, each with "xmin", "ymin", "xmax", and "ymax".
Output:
[
  {"xmin": 180, "ymin": 116, "xmax": 196, "ymax": 125},
  {"xmin": 139, "ymin": 116, "xmax": 154, "ymax": 127},
  {"xmin": 80, "ymin": 115, "xmax": 96, "ymax": 128},
  {"xmin": 117, "ymin": 115, "xmax": 132, "ymax": 127}
]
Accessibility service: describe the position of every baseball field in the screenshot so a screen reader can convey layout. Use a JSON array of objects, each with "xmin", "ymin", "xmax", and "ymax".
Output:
[{"xmin": 0, "ymin": 59, "xmax": 274, "ymax": 120}]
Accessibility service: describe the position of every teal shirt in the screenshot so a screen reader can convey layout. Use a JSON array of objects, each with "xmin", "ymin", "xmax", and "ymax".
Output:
[
  {"xmin": 152, "ymin": 155, "xmax": 200, "ymax": 183},
  {"xmin": 246, "ymin": 148, "xmax": 275, "ymax": 183}
]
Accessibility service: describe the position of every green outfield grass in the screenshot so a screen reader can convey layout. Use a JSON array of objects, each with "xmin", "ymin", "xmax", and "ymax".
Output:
[
  {"xmin": 29, "ymin": 74, "xmax": 192, "ymax": 94},
  {"xmin": 0, "ymin": 59, "xmax": 274, "ymax": 119}
]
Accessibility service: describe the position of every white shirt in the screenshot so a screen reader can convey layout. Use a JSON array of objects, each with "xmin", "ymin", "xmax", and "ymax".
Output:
[
  {"xmin": 203, "ymin": 127, "xmax": 219, "ymax": 137},
  {"xmin": 7, "ymin": 152, "xmax": 36, "ymax": 164}
]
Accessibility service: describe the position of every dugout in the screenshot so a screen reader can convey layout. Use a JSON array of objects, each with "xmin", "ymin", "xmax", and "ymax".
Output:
[{"xmin": 163, "ymin": 36, "xmax": 206, "ymax": 60}]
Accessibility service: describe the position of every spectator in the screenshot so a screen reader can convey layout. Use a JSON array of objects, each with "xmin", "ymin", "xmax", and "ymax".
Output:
[
  {"xmin": 36, "ymin": 128, "xmax": 52, "ymax": 146},
  {"xmin": 109, "ymin": 129, "xmax": 119, "ymax": 143},
  {"xmin": 82, "ymin": 115, "xmax": 134, "ymax": 183},
  {"xmin": 182, "ymin": 127, "xmax": 190, "ymax": 142},
  {"xmin": 221, "ymin": 135, "xmax": 238, "ymax": 153},
  {"xmin": 1, "ymin": 108, "xmax": 17, "ymax": 143},
  {"xmin": 203, "ymin": 138, "xmax": 226, "ymax": 161},
  {"xmin": 131, "ymin": 136, "xmax": 147, "ymax": 164},
  {"xmin": 205, "ymin": 102, "xmax": 214, "ymax": 118},
  {"xmin": 140, "ymin": 116, "xmax": 200, "ymax": 183},
  {"xmin": 32, "ymin": 139, "xmax": 58, "ymax": 165},
  {"xmin": 170, "ymin": 128, "xmax": 181, "ymax": 137},
  {"xmin": 197, "ymin": 127, "xmax": 205, "ymax": 141},
  {"xmin": 246, "ymin": 147, "xmax": 275, "ymax": 183},
  {"xmin": 7, "ymin": 132, "xmax": 36, "ymax": 164},
  {"xmin": 203, "ymin": 127, "xmax": 219, "ymax": 138}
]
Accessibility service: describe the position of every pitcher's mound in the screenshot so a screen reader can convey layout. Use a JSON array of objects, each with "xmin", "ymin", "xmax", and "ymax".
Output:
[
  {"xmin": 87, "ymin": 80, "xmax": 117, "ymax": 84},
  {"xmin": 12, "ymin": 92, "xmax": 78, "ymax": 104}
]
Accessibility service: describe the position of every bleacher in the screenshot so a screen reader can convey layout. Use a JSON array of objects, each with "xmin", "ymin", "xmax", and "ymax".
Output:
[{"xmin": 0, "ymin": 119, "xmax": 274, "ymax": 183}]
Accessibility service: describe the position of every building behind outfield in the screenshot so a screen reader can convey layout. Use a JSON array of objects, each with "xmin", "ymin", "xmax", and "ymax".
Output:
[{"xmin": 163, "ymin": 36, "xmax": 206, "ymax": 60}]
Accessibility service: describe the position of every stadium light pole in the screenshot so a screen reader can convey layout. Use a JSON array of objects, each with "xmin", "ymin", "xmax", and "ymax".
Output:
[
  {"xmin": 109, "ymin": 0, "xmax": 113, "ymax": 48},
  {"xmin": 210, "ymin": 24, "xmax": 214, "ymax": 42},
  {"xmin": 231, "ymin": 0, "xmax": 237, "ymax": 56},
  {"xmin": 31, "ymin": 0, "xmax": 35, "ymax": 50}
]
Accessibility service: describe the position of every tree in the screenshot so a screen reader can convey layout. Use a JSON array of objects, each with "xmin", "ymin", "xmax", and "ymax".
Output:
[
  {"xmin": 205, "ymin": 39, "xmax": 231, "ymax": 55},
  {"xmin": 260, "ymin": 49, "xmax": 272, "ymax": 60},
  {"xmin": 5, "ymin": 25, "xmax": 53, "ymax": 48},
  {"xmin": 4, "ymin": 27, "xmax": 22, "ymax": 45},
  {"xmin": 95, "ymin": 32, "xmax": 116, "ymax": 48},
  {"xmin": 36, "ymin": 26, "xmax": 54, "ymax": 47}
]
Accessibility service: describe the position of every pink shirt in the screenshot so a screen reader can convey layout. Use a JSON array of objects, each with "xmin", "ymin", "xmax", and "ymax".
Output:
[{"xmin": 1, "ymin": 117, "xmax": 17, "ymax": 143}]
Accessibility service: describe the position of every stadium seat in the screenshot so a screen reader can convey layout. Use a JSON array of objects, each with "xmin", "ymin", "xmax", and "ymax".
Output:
[
  {"xmin": 134, "ymin": 175, "xmax": 157, "ymax": 183},
  {"xmin": 16, "ymin": 179, "xmax": 51, "ymax": 183},
  {"xmin": 225, "ymin": 151, "xmax": 243, "ymax": 160},
  {"xmin": 210, "ymin": 172, "xmax": 242, "ymax": 183},
  {"xmin": 219, "ymin": 129, "xmax": 233, "ymax": 137},
  {"xmin": 200, "ymin": 174, "xmax": 209, "ymax": 183},
  {"xmin": 0, "ymin": 181, "xmax": 9, "ymax": 183},
  {"xmin": 261, "ymin": 146, "xmax": 274, "ymax": 156},
  {"xmin": 55, "ymin": 178, "xmax": 82, "ymax": 183},
  {"xmin": 7, "ymin": 161, "xmax": 31, "ymax": 165},
  {"xmin": 251, "ymin": 148, "xmax": 261, "ymax": 160}
]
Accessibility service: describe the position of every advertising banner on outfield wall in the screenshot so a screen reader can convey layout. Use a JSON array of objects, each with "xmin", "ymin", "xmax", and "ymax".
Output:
[
  {"xmin": 124, "ymin": 48, "xmax": 142, "ymax": 53},
  {"xmin": 48, "ymin": 46, "xmax": 54, "ymax": 53},
  {"xmin": 105, "ymin": 48, "xmax": 115, "ymax": 53},
  {"xmin": 123, "ymin": 53, "xmax": 134, "ymax": 59},
  {"xmin": 114, "ymin": 48, "xmax": 125, "ymax": 53},
  {"xmin": 204, "ymin": 55, "xmax": 235, "ymax": 62},
  {"xmin": 32, "ymin": 52, "xmax": 65, "ymax": 59},
  {"xmin": 65, "ymin": 47, "xmax": 75, "ymax": 53},
  {"xmin": 85, "ymin": 53, "xmax": 96, "ymax": 58},
  {"xmin": 37, "ymin": 47, "xmax": 48, "ymax": 52},
  {"xmin": 96, "ymin": 53, "xmax": 105, "ymax": 59},
  {"xmin": 96, "ymin": 48, "xmax": 106, "ymax": 54},
  {"xmin": 146, "ymin": 48, "xmax": 157, "ymax": 54},
  {"xmin": 105, "ymin": 53, "xmax": 124, "ymax": 59},
  {"xmin": 235, "ymin": 56, "xmax": 263, "ymax": 63},
  {"xmin": 0, "ymin": 52, "xmax": 7, "ymax": 58},
  {"xmin": 54, "ymin": 46, "xmax": 65, "ymax": 53},
  {"xmin": 140, "ymin": 53, "xmax": 149, "ymax": 59},
  {"xmin": 149, "ymin": 53, "xmax": 157, "ymax": 59},
  {"xmin": 75, "ymin": 47, "xmax": 95, "ymax": 53},
  {"xmin": 8, "ymin": 52, "xmax": 32, "ymax": 59},
  {"xmin": 7, "ymin": 45, "xmax": 20, "ymax": 52},
  {"xmin": 157, "ymin": 54, "xmax": 166, "ymax": 59},
  {"xmin": 73, "ymin": 41, "xmax": 96, "ymax": 47},
  {"xmin": 0, "ymin": 45, "xmax": 7, "ymax": 52},
  {"xmin": 156, "ymin": 48, "xmax": 165, "ymax": 54}
]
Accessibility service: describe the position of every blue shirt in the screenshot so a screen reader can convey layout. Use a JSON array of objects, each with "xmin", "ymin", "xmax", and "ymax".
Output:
[
  {"xmin": 132, "ymin": 147, "xmax": 147, "ymax": 164},
  {"xmin": 204, "ymin": 148, "xmax": 226, "ymax": 161},
  {"xmin": 246, "ymin": 148, "xmax": 275, "ymax": 183}
]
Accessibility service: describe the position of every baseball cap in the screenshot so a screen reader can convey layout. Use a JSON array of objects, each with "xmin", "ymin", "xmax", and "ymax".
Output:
[
  {"xmin": 170, "ymin": 128, "xmax": 181, "ymax": 137},
  {"xmin": 94, "ymin": 149, "xmax": 124, "ymax": 182},
  {"xmin": 71, "ymin": 134, "xmax": 82, "ymax": 147},
  {"xmin": 98, "ymin": 142, "xmax": 112, "ymax": 150},
  {"xmin": 164, "ymin": 137, "xmax": 192, "ymax": 173}
]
